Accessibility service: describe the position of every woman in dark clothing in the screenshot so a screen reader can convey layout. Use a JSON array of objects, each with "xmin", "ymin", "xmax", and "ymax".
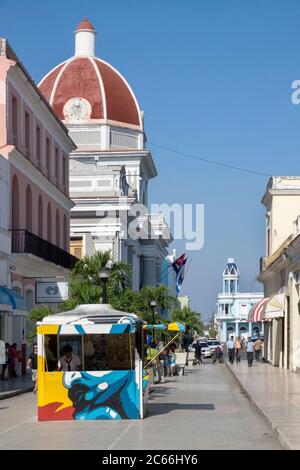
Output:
[{"xmin": 194, "ymin": 340, "xmax": 203, "ymax": 365}]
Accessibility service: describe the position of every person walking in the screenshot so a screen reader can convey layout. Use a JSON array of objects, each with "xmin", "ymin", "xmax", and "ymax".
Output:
[
  {"xmin": 227, "ymin": 335, "xmax": 235, "ymax": 364},
  {"xmin": 11, "ymin": 343, "xmax": 18, "ymax": 377},
  {"xmin": 235, "ymin": 336, "xmax": 242, "ymax": 363},
  {"xmin": 254, "ymin": 337, "xmax": 263, "ymax": 362},
  {"xmin": 1, "ymin": 343, "xmax": 9, "ymax": 380},
  {"xmin": 27, "ymin": 343, "xmax": 38, "ymax": 393},
  {"xmin": 246, "ymin": 337, "xmax": 254, "ymax": 367},
  {"xmin": 0, "ymin": 340, "xmax": 6, "ymax": 380},
  {"xmin": 194, "ymin": 339, "xmax": 203, "ymax": 365}
]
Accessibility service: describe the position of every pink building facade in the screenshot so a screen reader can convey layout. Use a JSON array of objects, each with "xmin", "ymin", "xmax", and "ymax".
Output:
[{"xmin": 0, "ymin": 38, "xmax": 76, "ymax": 372}]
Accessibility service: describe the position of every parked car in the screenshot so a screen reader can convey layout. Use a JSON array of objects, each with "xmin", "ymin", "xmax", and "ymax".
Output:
[
  {"xmin": 207, "ymin": 340, "xmax": 221, "ymax": 352},
  {"xmin": 189, "ymin": 341, "xmax": 213, "ymax": 358}
]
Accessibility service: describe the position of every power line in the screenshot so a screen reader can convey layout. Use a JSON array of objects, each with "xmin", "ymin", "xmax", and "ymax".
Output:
[{"xmin": 148, "ymin": 142, "xmax": 272, "ymax": 178}]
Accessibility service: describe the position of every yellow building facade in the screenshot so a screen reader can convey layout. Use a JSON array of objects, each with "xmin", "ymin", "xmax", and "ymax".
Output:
[{"xmin": 260, "ymin": 177, "xmax": 300, "ymax": 372}]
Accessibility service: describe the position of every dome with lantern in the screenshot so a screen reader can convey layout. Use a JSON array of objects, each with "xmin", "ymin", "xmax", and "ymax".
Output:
[{"xmin": 38, "ymin": 19, "xmax": 143, "ymax": 131}]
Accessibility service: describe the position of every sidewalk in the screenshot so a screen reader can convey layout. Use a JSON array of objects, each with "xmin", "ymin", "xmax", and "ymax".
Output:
[
  {"xmin": 225, "ymin": 359, "xmax": 300, "ymax": 449},
  {"xmin": 0, "ymin": 375, "xmax": 33, "ymax": 400}
]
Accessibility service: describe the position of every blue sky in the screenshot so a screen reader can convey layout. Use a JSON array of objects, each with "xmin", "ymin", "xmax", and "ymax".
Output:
[{"xmin": 1, "ymin": 0, "xmax": 300, "ymax": 319}]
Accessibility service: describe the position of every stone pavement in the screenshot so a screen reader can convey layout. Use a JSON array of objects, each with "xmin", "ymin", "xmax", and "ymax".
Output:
[
  {"xmin": 0, "ymin": 363, "xmax": 280, "ymax": 449},
  {"xmin": 0, "ymin": 375, "xmax": 33, "ymax": 400},
  {"xmin": 225, "ymin": 359, "xmax": 300, "ymax": 450}
]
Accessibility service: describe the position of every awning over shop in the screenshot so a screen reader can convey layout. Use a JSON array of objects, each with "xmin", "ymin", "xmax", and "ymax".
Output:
[
  {"xmin": 0, "ymin": 288, "xmax": 13, "ymax": 310},
  {"xmin": 248, "ymin": 295, "xmax": 285, "ymax": 322},
  {"xmin": 264, "ymin": 294, "xmax": 285, "ymax": 320},
  {"xmin": 248, "ymin": 298, "xmax": 270, "ymax": 322},
  {"xmin": 0, "ymin": 287, "xmax": 27, "ymax": 311}
]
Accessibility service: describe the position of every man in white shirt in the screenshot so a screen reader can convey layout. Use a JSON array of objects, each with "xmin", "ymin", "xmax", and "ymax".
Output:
[
  {"xmin": 58, "ymin": 345, "xmax": 81, "ymax": 372},
  {"xmin": 226, "ymin": 336, "xmax": 235, "ymax": 364},
  {"xmin": 0, "ymin": 340, "xmax": 6, "ymax": 380},
  {"xmin": 246, "ymin": 337, "xmax": 254, "ymax": 367}
]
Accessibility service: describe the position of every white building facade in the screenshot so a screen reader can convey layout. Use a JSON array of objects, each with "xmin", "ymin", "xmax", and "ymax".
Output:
[
  {"xmin": 39, "ymin": 19, "xmax": 172, "ymax": 290},
  {"xmin": 215, "ymin": 258, "xmax": 264, "ymax": 341}
]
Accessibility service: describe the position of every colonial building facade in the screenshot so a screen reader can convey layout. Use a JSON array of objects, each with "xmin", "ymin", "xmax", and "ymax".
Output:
[
  {"xmin": 259, "ymin": 177, "xmax": 300, "ymax": 372},
  {"xmin": 39, "ymin": 19, "xmax": 172, "ymax": 290},
  {"xmin": 215, "ymin": 258, "xmax": 263, "ymax": 341},
  {"xmin": 0, "ymin": 38, "xmax": 76, "ymax": 370}
]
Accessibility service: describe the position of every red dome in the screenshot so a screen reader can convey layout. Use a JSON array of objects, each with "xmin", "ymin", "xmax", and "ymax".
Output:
[
  {"xmin": 76, "ymin": 19, "xmax": 95, "ymax": 31},
  {"xmin": 38, "ymin": 56, "xmax": 142, "ymax": 129}
]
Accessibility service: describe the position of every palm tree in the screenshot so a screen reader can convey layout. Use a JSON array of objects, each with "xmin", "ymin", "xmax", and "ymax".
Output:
[
  {"xmin": 136, "ymin": 285, "xmax": 177, "ymax": 323},
  {"xmin": 60, "ymin": 250, "xmax": 132, "ymax": 311}
]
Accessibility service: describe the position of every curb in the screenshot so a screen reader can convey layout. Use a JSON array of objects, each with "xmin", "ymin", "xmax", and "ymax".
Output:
[
  {"xmin": 0, "ymin": 386, "xmax": 34, "ymax": 400},
  {"xmin": 224, "ymin": 361, "xmax": 293, "ymax": 450}
]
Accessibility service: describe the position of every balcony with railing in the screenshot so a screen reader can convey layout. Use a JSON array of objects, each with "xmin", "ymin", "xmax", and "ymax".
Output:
[{"xmin": 11, "ymin": 230, "xmax": 78, "ymax": 269}]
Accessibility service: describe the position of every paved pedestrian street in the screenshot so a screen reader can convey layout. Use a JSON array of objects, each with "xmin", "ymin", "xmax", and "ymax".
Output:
[{"xmin": 0, "ymin": 363, "xmax": 280, "ymax": 450}]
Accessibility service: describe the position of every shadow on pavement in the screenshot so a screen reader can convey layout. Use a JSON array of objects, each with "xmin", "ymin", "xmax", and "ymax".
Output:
[{"xmin": 147, "ymin": 403, "xmax": 215, "ymax": 416}]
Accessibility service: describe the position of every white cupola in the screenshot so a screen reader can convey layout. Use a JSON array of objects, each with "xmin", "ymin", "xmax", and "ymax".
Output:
[
  {"xmin": 74, "ymin": 18, "xmax": 96, "ymax": 57},
  {"xmin": 223, "ymin": 258, "xmax": 240, "ymax": 294}
]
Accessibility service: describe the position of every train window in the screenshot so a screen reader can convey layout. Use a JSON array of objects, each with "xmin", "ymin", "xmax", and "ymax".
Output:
[{"xmin": 84, "ymin": 334, "xmax": 135, "ymax": 371}]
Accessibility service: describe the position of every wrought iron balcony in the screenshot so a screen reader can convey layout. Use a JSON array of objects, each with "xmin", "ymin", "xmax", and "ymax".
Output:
[{"xmin": 11, "ymin": 229, "xmax": 78, "ymax": 269}]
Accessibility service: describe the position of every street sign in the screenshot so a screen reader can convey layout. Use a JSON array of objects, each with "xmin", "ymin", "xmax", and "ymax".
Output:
[{"xmin": 35, "ymin": 281, "xmax": 68, "ymax": 303}]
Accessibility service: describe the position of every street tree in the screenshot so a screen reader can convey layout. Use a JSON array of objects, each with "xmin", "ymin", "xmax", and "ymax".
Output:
[
  {"xmin": 135, "ymin": 285, "xmax": 177, "ymax": 323},
  {"xmin": 170, "ymin": 306, "xmax": 204, "ymax": 335},
  {"xmin": 27, "ymin": 306, "xmax": 53, "ymax": 344}
]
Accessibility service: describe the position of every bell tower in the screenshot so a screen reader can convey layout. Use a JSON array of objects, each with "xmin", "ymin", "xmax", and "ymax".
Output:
[{"xmin": 223, "ymin": 258, "xmax": 240, "ymax": 294}]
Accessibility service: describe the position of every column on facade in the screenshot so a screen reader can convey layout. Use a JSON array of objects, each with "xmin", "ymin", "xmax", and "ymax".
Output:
[
  {"xmin": 235, "ymin": 321, "xmax": 239, "ymax": 338},
  {"xmin": 222, "ymin": 321, "xmax": 227, "ymax": 342},
  {"xmin": 248, "ymin": 321, "xmax": 252, "ymax": 337},
  {"xmin": 142, "ymin": 256, "xmax": 157, "ymax": 287},
  {"xmin": 5, "ymin": 313, "xmax": 13, "ymax": 343},
  {"xmin": 132, "ymin": 248, "xmax": 140, "ymax": 291}
]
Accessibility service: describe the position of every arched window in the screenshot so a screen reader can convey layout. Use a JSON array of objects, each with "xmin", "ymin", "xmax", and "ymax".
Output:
[
  {"xmin": 63, "ymin": 214, "xmax": 68, "ymax": 250},
  {"xmin": 38, "ymin": 195, "xmax": 43, "ymax": 238},
  {"xmin": 26, "ymin": 185, "xmax": 32, "ymax": 232},
  {"xmin": 12, "ymin": 175, "xmax": 20, "ymax": 230},
  {"xmin": 55, "ymin": 209, "xmax": 60, "ymax": 247},
  {"xmin": 47, "ymin": 203, "xmax": 52, "ymax": 243}
]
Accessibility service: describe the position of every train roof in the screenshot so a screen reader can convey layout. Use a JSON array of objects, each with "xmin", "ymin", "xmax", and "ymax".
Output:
[{"xmin": 39, "ymin": 303, "xmax": 141, "ymax": 325}]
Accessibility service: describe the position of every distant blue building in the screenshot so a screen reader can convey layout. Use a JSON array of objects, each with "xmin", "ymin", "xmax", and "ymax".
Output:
[{"xmin": 215, "ymin": 258, "xmax": 264, "ymax": 341}]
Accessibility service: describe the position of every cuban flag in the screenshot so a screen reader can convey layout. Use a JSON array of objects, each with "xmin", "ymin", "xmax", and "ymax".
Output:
[{"xmin": 172, "ymin": 253, "xmax": 187, "ymax": 295}]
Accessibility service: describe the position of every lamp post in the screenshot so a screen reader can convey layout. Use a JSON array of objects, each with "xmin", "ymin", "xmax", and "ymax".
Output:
[
  {"xmin": 99, "ymin": 267, "xmax": 110, "ymax": 304},
  {"xmin": 150, "ymin": 300, "xmax": 157, "ymax": 325}
]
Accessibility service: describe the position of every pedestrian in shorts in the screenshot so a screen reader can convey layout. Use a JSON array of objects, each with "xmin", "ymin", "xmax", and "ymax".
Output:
[{"xmin": 27, "ymin": 343, "xmax": 38, "ymax": 393}]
